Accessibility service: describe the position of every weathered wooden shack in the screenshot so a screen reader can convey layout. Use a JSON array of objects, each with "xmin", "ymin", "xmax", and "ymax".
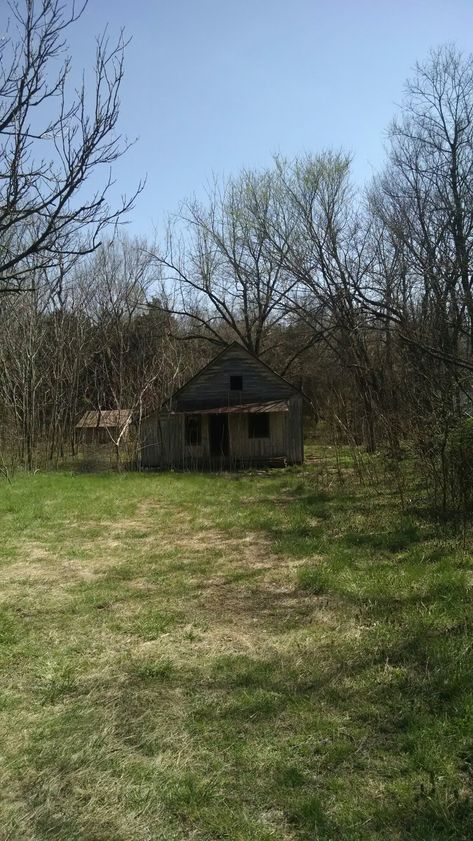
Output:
[
  {"xmin": 140, "ymin": 343, "xmax": 304, "ymax": 469},
  {"xmin": 76, "ymin": 409, "xmax": 132, "ymax": 445}
]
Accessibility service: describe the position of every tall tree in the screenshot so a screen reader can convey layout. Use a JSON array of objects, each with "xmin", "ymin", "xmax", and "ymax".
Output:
[
  {"xmin": 154, "ymin": 169, "xmax": 298, "ymax": 358},
  {"xmin": 0, "ymin": 0, "xmax": 141, "ymax": 293},
  {"xmin": 270, "ymin": 153, "xmax": 383, "ymax": 450},
  {"xmin": 369, "ymin": 45, "xmax": 473, "ymax": 368}
]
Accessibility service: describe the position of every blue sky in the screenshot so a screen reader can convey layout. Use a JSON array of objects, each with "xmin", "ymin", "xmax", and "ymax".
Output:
[{"xmin": 68, "ymin": 0, "xmax": 473, "ymax": 236}]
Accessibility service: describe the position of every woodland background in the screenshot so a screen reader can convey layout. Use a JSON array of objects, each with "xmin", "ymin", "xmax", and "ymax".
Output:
[{"xmin": 1, "ymin": 3, "xmax": 473, "ymax": 517}]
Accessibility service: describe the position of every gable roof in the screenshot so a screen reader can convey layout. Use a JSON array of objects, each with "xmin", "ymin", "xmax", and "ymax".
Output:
[{"xmin": 169, "ymin": 342, "xmax": 301, "ymax": 404}]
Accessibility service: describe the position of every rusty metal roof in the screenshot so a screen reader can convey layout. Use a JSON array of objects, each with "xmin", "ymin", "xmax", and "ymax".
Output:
[
  {"xmin": 171, "ymin": 400, "xmax": 289, "ymax": 415},
  {"xmin": 76, "ymin": 409, "xmax": 132, "ymax": 429}
]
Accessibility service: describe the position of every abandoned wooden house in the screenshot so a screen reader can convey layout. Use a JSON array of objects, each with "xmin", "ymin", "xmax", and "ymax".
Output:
[
  {"xmin": 76, "ymin": 409, "xmax": 132, "ymax": 445},
  {"xmin": 140, "ymin": 343, "xmax": 304, "ymax": 469}
]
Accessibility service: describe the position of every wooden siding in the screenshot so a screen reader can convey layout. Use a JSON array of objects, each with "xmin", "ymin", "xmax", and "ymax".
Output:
[
  {"xmin": 287, "ymin": 394, "xmax": 304, "ymax": 463},
  {"xmin": 140, "ymin": 414, "xmax": 209, "ymax": 469},
  {"xmin": 140, "ymin": 396, "xmax": 303, "ymax": 469},
  {"xmin": 230, "ymin": 412, "xmax": 285, "ymax": 459},
  {"xmin": 172, "ymin": 344, "xmax": 297, "ymax": 411},
  {"xmin": 79, "ymin": 427, "xmax": 125, "ymax": 445}
]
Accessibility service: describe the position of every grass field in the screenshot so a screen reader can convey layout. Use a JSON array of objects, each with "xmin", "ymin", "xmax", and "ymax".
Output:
[{"xmin": 1, "ymin": 459, "xmax": 473, "ymax": 840}]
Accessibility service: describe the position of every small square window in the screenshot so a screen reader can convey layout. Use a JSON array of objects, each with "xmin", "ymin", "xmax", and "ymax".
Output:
[
  {"xmin": 248, "ymin": 413, "xmax": 270, "ymax": 439},
  {"xmin": 185, "ymin": 415, "xmax": 201, "ymax": 445},
  {"xmin": 230, "ymin": 375, "xmax": 243, "ymax": 391}
]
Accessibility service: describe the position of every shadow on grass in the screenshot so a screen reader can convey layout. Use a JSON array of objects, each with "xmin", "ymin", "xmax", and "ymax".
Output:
[
  {"xmin": 343, "ymin": 520, "xmax": 421, "ymax": 553},
  {"xmin": 109, "ymin": 606, "xmax": 473, "ymax": 839},
  {"xmin": 203, "ymin": 481, "xmax": 473, "ymax": 837}
]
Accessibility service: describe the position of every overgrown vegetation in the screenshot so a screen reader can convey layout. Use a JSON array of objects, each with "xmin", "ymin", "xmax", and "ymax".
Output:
[
  {"xmin": 1, "ymin": 456, "xmax": 472, "ymax": 839},
  {"xmin": 3, "ymin": 36, "xmax": 473, "ymax": 523}
]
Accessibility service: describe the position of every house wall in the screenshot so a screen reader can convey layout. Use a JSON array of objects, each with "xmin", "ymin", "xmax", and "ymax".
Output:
[
  {"xmin": 172, "ymin": 344, "xmax": 297, "ymax": 411},
  {"xmin": 140, "ymin": 396, "xmax": 304, "ymax": 469},
  {"xmin": 229, "ymin": 412, "xmax": 285, "ymax": 460},
  {"xmin": 78, "ymin": 425, "xmax": 131, "ymax": 445},
  {"xmin": 140, "ymin": 414, "xmax": 210, "ymax": 468},
  {"xmin": 286, "ymin": 395, "xmax": 304, "ymax": 463},
  {"xmin": 80, "ymin": 427, "xmax": 115, "ymax": 445}
]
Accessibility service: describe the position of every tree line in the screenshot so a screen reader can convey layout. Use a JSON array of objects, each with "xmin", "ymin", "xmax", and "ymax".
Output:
[
  {"xmin": 151, "ymin": 43, "xmax": 473, "ymax": 514},
  {"xmin": 1, "ymin": 2, "xmax": 472, "ymax": 514}
]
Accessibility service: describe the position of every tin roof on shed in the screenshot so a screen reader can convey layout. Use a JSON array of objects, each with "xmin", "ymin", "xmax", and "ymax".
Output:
[{"xmin": 76, "ymin": 409, "xmax": 132, "ymax": 429}]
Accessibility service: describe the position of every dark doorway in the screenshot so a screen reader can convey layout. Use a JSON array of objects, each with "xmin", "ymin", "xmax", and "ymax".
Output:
[{"xmin": 209, "ymin": 414, "xmax": 229, "ymax": 456}]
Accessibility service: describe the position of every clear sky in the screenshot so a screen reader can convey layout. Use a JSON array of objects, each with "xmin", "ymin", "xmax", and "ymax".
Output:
[{"xmin": 68, "ymin": 0, "xmax": 473, "ymax": 237}]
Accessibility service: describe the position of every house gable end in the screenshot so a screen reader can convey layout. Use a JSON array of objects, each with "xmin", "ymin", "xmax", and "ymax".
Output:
[{"xmin": 171, "ymin": 344, "xmax": 299, "ymax": 411}]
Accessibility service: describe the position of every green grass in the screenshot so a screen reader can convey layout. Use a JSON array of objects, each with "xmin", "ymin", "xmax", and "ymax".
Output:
[{"xmin": 0, "ymin": 462, "xmax": 472, "ymax": 839}]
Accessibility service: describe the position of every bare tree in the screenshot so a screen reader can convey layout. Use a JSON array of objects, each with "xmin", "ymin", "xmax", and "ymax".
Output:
[
  {"xmin": 367, "ymin": 45, "xmax": 473, "ymax": 368},
  {"xmin": 153, "ymin": 169, "xmax": 300, "ymax": 359},
  {"xmin": 81, "ymin": 237, "xmax": 183, "ymax": 466},
  {"xmin": 267, "ymin": 153, "xmax": 385, "ymax": 450},
  {"xmin": 0, "ymin": 0, "xmax": 142, "ymax": 294}
]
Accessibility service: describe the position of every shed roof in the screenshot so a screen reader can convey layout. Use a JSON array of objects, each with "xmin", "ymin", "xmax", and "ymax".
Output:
[
  {"xmin": 170, "ymin": 400, "xmax": 289, "ymax": 415},
  {"xmin": 76, "ymin": 409, "xmax": 132, "ymax": 429}
]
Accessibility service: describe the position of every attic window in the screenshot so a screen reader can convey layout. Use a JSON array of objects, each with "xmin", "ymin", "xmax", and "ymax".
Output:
[
  {"xmin": 185, "ymin": 415, "xmax": 201, "ymax": 445},
  {"xmin": 230, "ymin": 375, "xmax": 243, "ymax": 391},
  {"xmin": 248, "ymin": 413, "xmax": 270, "ymax": 439}
]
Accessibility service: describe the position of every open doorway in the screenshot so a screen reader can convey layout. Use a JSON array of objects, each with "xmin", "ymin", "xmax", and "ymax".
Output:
[{"xmin": 209, "ymin": 414, "xmax": 229, "ymax": 457}]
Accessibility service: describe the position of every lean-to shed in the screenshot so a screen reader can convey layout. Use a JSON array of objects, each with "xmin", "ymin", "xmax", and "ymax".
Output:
[{"xmin": 140, "ymin": 343, "xmax": 304, "ymax": 469}]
